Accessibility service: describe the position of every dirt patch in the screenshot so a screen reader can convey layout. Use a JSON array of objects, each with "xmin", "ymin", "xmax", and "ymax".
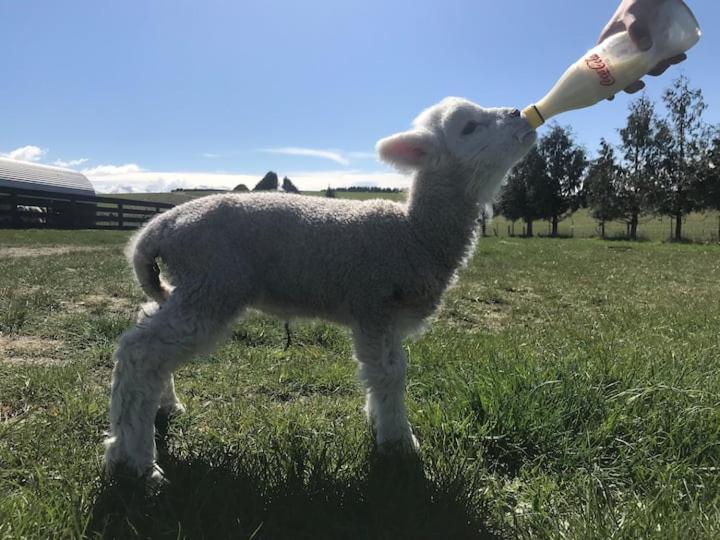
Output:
[
  {"xmin": 0, "ymin": 336, "xmax": 65, "ymax": 366},
  {"xmin": 61, "ymin": 294, "xmax": 135, "ymax": 315},
  {"xmin": 0, "ymin": 402, "xmax": 29, "ymax": 423},
  {"xmin": 0, "ymin": 245, "xmax": 110, "ymax": 258},
  {"xmin": 443, "ymin": 298, "xmax": 512, "ymax": 333},
  {"xmin": 503, "ymin": 285, "xmax": 542, "ymax": 301}
]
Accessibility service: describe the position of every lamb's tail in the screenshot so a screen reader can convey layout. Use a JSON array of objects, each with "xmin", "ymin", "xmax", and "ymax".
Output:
[{"xmin": 126, "ymin": 225, "xmax": 172, "ymax": 305}]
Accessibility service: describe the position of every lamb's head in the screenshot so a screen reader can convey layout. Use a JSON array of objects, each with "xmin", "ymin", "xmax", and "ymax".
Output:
[{"xmin": 377, "ymin": 97, "xmax": 537, "ymax": 201}]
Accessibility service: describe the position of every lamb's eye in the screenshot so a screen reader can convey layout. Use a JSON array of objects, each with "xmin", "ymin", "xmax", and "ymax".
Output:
[{"xmin": 461, "ymin": 121, "xmax": 479, "ymax": 136}]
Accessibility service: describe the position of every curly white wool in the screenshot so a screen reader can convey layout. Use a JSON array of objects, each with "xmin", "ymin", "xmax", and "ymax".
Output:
[{"xmin": 104, "ymin": 98, "xmax": 536, "ymax": 481}]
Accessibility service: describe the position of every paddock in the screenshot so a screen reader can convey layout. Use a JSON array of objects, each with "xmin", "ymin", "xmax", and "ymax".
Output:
[{"xmin": 1, "ymin": 229, "xmax": 718, "ymax": 538}]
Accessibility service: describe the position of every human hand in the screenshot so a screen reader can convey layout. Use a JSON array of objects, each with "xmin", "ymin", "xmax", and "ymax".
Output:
[{"xmin": 598, "ymin": 0, "xmax": 688, "ymax": 94}]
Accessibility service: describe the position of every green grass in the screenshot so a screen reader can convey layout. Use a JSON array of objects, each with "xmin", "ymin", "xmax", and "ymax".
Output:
[
  {"xmin": 302, "ymin": 190, "xmax": 407, "ymax": 202},
  {"xmin": 1, "ymin": 230, "xmax": 719, "ymax": 538},
  {"xmin": 101, "ymin": 191, "xmax": 225, "ymax": 206},
  {"xmin": 488, "ymin": 209, "xmax": 720, "ymax": 244},
  {"xmin": 0, "ymin": 228, "xmax": 130, "ymax": 247}
]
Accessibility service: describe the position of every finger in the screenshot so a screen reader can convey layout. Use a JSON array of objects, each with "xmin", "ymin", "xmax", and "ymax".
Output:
[
  {"xmin": 648, "ymin": 54, "xmax": 687, "ymax": 77},
  {"xmin": 624, "ymin": 14, "xmax": 653, "ymax": 50},
  {"xmin": 667, "ymin": 54, "xmax": 687, "ymax": 65},
  {"xmin": 648, "ymin": 61, "xmax": 672, "ymax": 77},
  {"xmin": 597, "ymin": 19, "xmax": 625, "ymax": 44},
  {"xmin": 624, "ymin": 80, "xmax": 646, "ymax": 94}
]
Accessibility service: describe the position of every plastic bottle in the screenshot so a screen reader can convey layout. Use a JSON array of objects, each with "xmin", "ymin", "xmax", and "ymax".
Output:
[{"xmin": 522, "ymin": 0, "xmax": 701, "ymax": 129}]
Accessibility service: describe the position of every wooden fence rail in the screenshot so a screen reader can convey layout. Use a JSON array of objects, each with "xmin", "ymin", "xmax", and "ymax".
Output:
[{"xmin": 0, "ymin": 186, "xmax": 175, "ymax": 230}]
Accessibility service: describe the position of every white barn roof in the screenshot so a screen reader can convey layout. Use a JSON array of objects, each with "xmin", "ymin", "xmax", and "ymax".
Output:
[{"xmin": 0, "ymin": 158, "xmax": 95, "ymax": 197}]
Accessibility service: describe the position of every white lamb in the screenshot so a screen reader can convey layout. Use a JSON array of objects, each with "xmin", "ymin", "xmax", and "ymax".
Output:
[{"xmin": 104, "ymin": 97, "xmax": 537, "ymax": 481}]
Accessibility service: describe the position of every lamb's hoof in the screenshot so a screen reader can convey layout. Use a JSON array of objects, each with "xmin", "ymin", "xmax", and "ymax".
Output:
[
  {"xmin": 377, "ymin": 432, "xmax": 420, "ymax": 455},
  {"xmin": 158, "ymin": 402, "xmax": 186, "ymax": 418},
  {"xmin": 105, "ymin": 460, "xmax": 168, "ymax": 491},
  {"xmin": 155, "ymin": 403, "xmax": 185, "ymax": 436},
  {"xmin": 145, "ymin": 463, "xmax": 169, "ymax": 490}
]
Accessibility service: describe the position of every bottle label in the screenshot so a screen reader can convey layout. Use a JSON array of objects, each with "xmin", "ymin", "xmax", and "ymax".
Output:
[{"xmin": 585, "ymin": 53, "xmax": 616, "ymax": 87}]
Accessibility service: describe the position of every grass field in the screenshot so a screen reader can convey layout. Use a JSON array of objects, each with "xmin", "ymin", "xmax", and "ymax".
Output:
[
  {"xmin": 102, "ymin": 190, "xmax": 720, "ymax": 243},
  {"xmin": 1, "ymin": 230, "xmax": 719, "ymax": 538}
]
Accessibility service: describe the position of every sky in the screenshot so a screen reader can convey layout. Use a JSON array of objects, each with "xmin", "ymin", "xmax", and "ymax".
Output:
[{"xmin": 1, "ymin": 0, "xmax": 718, "ymax": 193}]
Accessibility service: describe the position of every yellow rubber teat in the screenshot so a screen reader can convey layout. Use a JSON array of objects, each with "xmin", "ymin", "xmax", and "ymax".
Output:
[{"xmin": 521, "ymin": 105, "xmax": 545, "ymax": 130}]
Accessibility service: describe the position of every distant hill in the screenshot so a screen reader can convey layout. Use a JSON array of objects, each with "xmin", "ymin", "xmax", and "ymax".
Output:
[
  {"xmin": 253, "ymin": 171, "xmax": 279, "ymax": 191},
  {"xmin": 282, "ymin": 176, "xmax": 299, "ymax": 194}
]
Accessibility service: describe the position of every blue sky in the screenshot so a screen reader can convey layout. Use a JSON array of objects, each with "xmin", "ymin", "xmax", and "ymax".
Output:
[{"xmin": 1, "ymin": 0, "xmax": 718, "ymax": 192}]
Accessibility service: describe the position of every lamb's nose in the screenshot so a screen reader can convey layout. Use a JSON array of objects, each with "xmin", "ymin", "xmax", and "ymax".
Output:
[{"xmin": 510, "ymin": 109, "xmax": 521, "ymax": 118}]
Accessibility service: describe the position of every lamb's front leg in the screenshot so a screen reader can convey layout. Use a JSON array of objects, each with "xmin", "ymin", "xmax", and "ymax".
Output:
[{"xmin": 354, "ymin": 328, "xmax": 418, "ymax": 453}]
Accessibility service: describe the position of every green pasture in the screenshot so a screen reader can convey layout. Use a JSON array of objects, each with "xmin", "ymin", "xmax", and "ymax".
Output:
[{"xmin": 0, "ymin": 230, "xmax": 718, "ymax": 538}]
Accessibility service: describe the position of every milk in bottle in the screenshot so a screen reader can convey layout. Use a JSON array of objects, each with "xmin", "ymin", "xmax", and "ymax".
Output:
[{"xmin": 522, "ymin": 0, "xmax": 701, "ymax": 129}]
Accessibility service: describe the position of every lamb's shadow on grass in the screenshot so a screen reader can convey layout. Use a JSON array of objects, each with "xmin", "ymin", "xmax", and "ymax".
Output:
[{"xmin": 89, "ymin": 423, "xmax": 499, "ymax": 539}]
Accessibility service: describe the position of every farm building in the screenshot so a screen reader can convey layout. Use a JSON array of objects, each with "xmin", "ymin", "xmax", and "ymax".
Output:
[
  {"xmin": 0, "ymin": 157, "xmax": 95, "ymax": 196},
  {"xmin": 0, "ymin": 158, "xmax": 173, "ymax": 230},
  {"xmin": 0, "ymin": 158, "xmax": 96, "ymax": 227}
]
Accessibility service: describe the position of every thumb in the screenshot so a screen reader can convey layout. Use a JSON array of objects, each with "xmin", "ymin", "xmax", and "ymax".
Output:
[{"xmin": 625, "ymin": 13, "xmax": 653, "ymax": 51}]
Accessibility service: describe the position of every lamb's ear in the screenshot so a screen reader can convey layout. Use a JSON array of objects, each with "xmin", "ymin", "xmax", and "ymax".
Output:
[{"xmin": 376, "ymin": 129, "xmax": 437, "ymax": 171}]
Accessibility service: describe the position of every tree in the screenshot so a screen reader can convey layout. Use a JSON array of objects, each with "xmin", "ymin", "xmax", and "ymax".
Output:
[
  {"xmin": 655, "ymin": 76, "xmax": 711, "ymax": 241},
  {"xmin": 282, "ymin": 176, "xmax": 300, "ymax": 193},
  {"xmin": 704, "ymin": 136, "xmax": 720, "ymax": 210},
  {"xmin": 253, "ymin": 171, "xmax": 279, "ymax": 191},
  {"xmin": 497, "ymin": 146, "xmax": 545, "ymax": 237},
  {"xmin": 584, "ymin": 140, "xmax": 623, "ymax": 239},
  {"xmin": 534, "ymin": 125, "xmax": 587, "ymax": 237},
  {"xmin": 617, "ymin": 94, "xmax": 664, "ymax": 240},
  {"xmin": 325, "ymin": 187, "xmax": 336, "ymax": 198},
  {"xmin": 478, "ymin": 205, "xmax": 491, "ymax": 237},
  {"xmin": 697, "ymin": 135, "xmax": 720, "ymax": 237},
  {"xmin": 233, "ymin": 183, "xmax": 249, "ymax": 192}
]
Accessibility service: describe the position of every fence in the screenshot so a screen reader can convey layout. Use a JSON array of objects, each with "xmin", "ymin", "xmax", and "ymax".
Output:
[
  {"xmin": 488, "ymin": 210, "xmax": 720, "ymax": 243},
  {"xmin": 0, "ymin": 186, "xmax": 175, "ymax": 230}
]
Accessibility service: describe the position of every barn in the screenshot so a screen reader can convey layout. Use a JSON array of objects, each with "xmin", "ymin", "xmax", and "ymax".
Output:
[
  {"xmin": 0, "ymin": 158, "xmax": 96, "ymax": 227},
  {"xmin": 0, "ymin": 157, "xmax": 95, "ymax": 196}
]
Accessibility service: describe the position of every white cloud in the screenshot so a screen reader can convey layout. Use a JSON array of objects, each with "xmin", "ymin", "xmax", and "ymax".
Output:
[
  {"xmin": 82, "ymin": 163, "xmax": 143, "ymax": 176},
  {"xmin": 52, "ymin": 158, "xmax": 89, "ymax": 168},
  {"xmin": 261, "ymin": 147, "xmax": 350, "ymax": 166},
  {"xmin": 202, "ymin": 153, "xmax": 221, "ymax": 158},
  {"xmin": 1, "ymin": 145, "xmax": 46, "ymax": 162},
  {"xmin": 347, "ymin": 151, "xmax": 378, "ymax": 160}
]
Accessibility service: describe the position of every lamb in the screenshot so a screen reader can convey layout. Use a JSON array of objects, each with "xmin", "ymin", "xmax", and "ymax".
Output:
[{"xmin": 104, "ymin": 97, "xmax": 537, "ymax": 482}]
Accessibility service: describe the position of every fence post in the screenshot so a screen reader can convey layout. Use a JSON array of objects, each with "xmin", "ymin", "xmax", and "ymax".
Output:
[
  {"xmin": 118, "ymin": 203, "xmax": 124, "ymax": 229},
  {"xmin": 70, "ymin": 199, "xmax": 77, "ymax": 229},
  {"xmin": 9, "ymin": 191, "xmax": 18, "ymax": 227}
]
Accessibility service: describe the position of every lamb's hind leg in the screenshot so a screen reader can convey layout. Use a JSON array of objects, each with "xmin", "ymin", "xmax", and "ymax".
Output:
[
  {"xmin": 158, "ymin": 373, "xmax": 185, "ymax": 417},
  {"xmin": 354, "ymin": 327, "xmax": 418, "ymax": 453},
  {"xmin": 104, "ymin": 291, "xmax": 240, "ymax": 480}
]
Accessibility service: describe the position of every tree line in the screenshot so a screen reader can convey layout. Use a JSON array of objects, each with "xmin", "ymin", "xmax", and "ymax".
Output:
[{"xmin": 498, "ymin": 75, "xmax": 719, "ymax": 241}]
